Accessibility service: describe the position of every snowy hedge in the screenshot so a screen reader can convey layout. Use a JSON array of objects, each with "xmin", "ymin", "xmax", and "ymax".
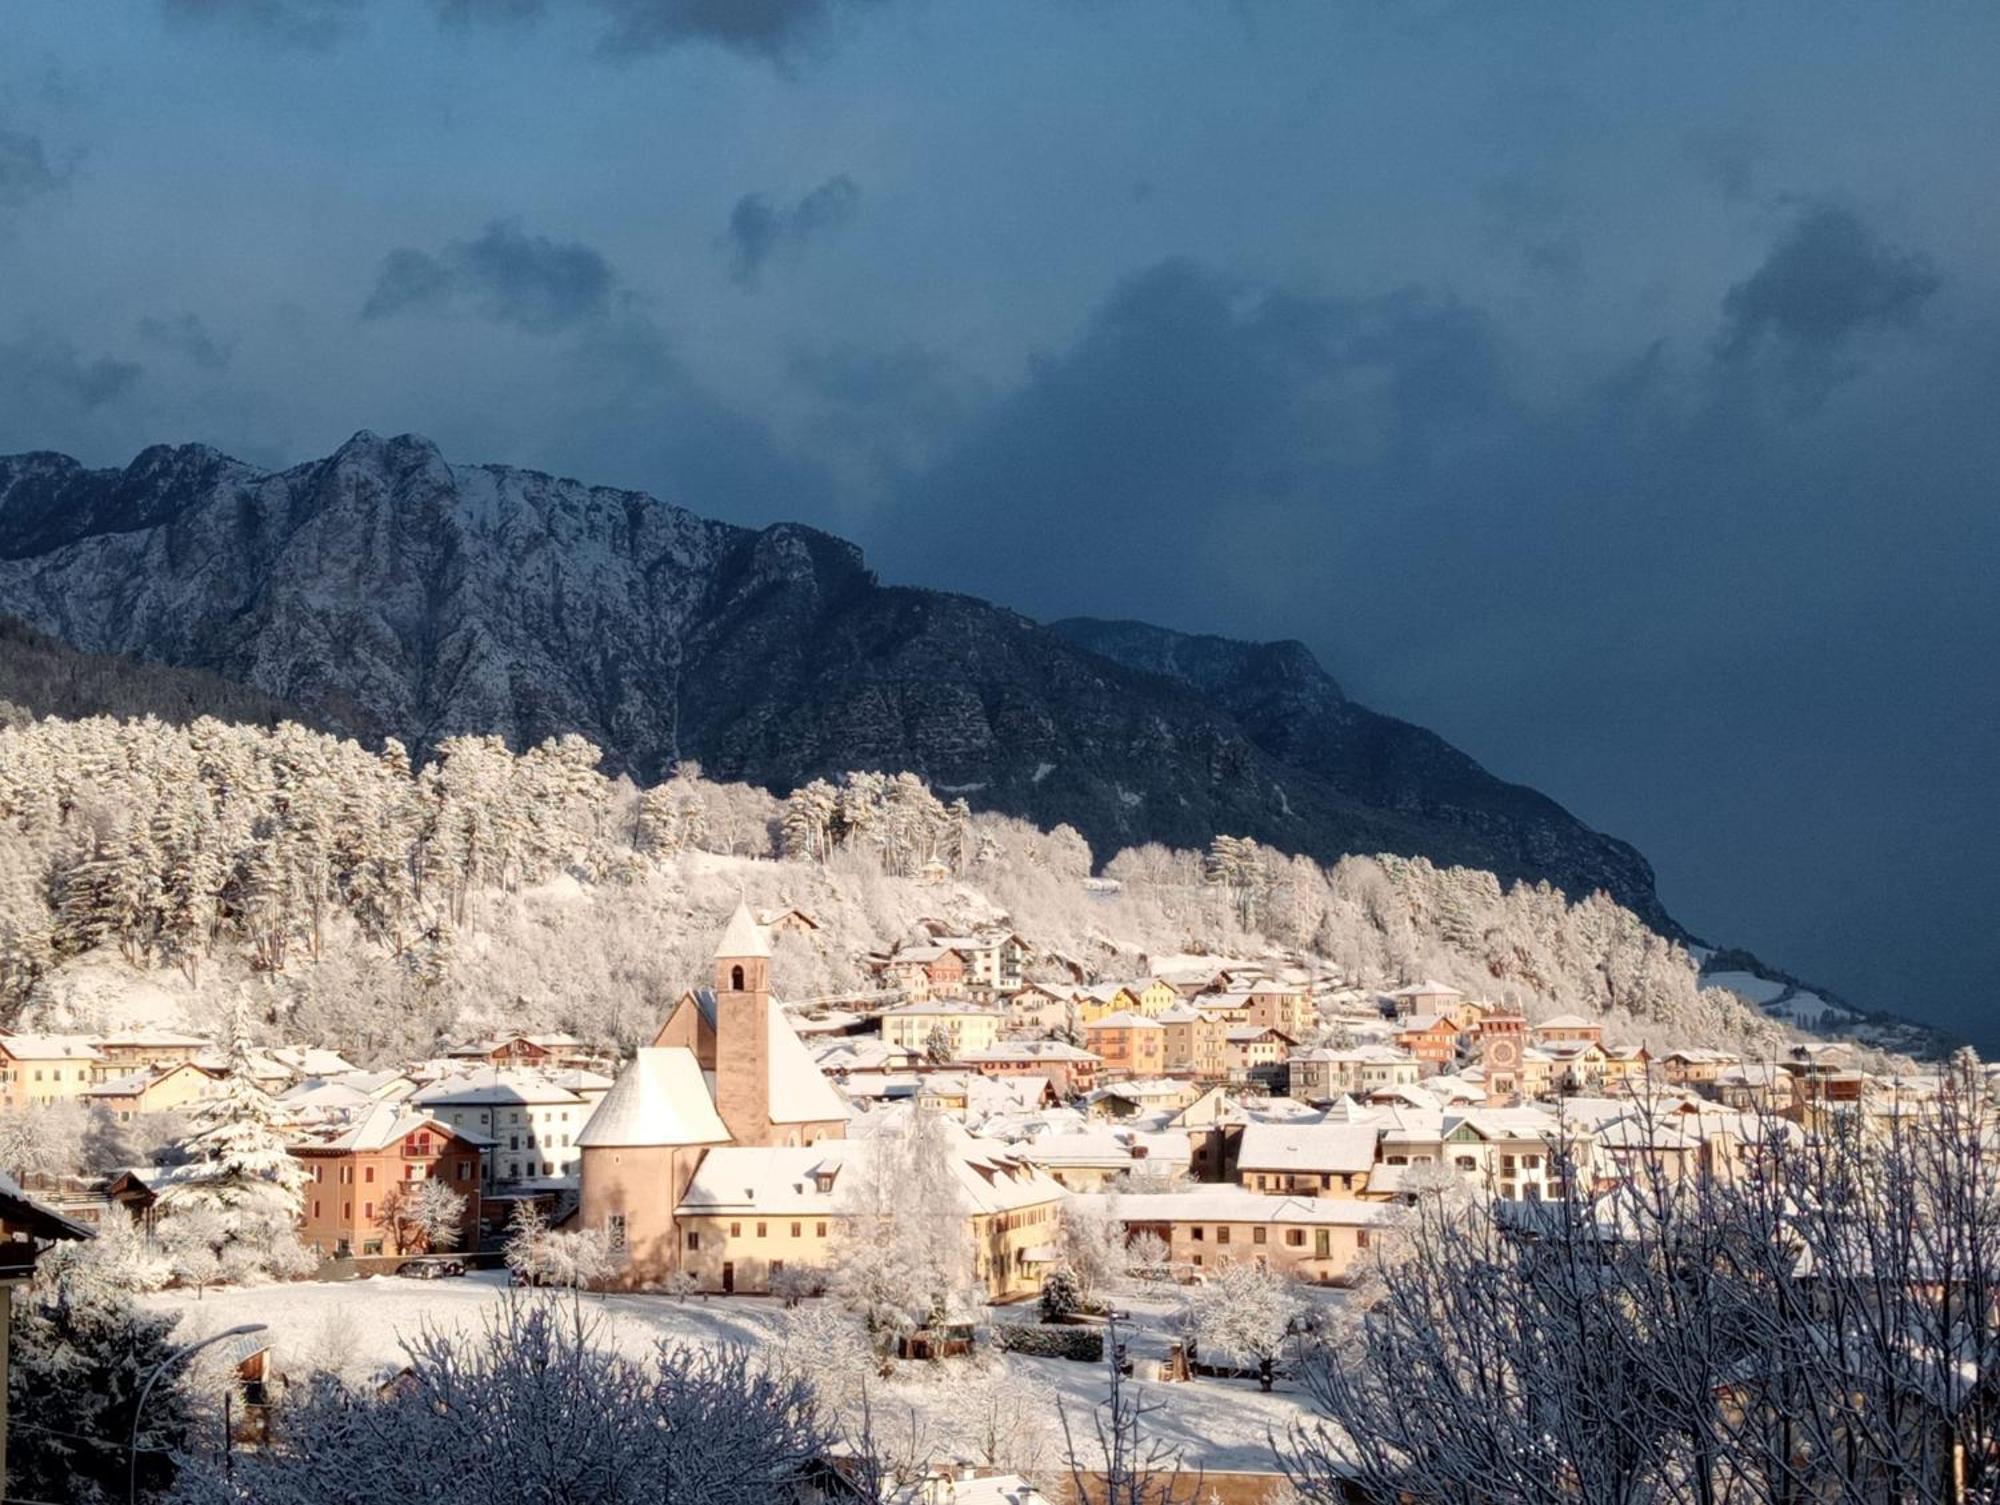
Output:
[{"xmin": 993, "ymin": 1323, "xmax": 1103, "ymax": 1362}]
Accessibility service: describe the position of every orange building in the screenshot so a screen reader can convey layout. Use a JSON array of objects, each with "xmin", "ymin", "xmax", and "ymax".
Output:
[
  {"xmin": 293, "ymin": 1105, "xmax": 485, "ymax": 1258},
  {"xmin": 1082, "ymin": 1011, "xmax": 1166, "ymax": 1079},
  {"xmin": 1393, "ymin": 1013, "xmax": 1462, "ymax": 1069}
]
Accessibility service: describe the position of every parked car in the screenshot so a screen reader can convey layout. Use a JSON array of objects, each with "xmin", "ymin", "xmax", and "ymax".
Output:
[{"xmin": 397, "ymin": 1257, "xmax": 467, "ymax": 1279}]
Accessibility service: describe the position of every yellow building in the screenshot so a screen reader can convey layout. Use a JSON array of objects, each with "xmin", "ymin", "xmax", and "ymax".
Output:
[
  {"xmin": 1073, "ymin": 985, "xmax": 1144, "ymax": 1027},
  {"xmin": 0, "ymin": 1035, "xmax": 108, "ymax": 1111},
  {"xmin": 1109, "ymin": 1187, "xmax": 1396, "ymax": 1284},
  {"xmin": 1157, "ymin": 1007, "xmax": 1227, "ymax": 1080},
  {"xmin": 81, "ymin": 1061, "xmax": 220, "ymax": 1120},
  {"xmin": 879, "ymin": 1001, "xmax": 1004, "ymax": 1057},
  {"xmin": 676, "ymin": 1130, "xmax": 1064, "ymax": 1300}
]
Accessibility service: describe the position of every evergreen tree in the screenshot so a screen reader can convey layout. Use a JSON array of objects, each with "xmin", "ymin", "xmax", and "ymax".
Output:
[
  {"xmin": 8, "ymin": 1259, "xmax": 192, "ymax": 1504},
  {"xmin": 157, "ymin": 1015, "xmax": 311, "ymax": 1284}
]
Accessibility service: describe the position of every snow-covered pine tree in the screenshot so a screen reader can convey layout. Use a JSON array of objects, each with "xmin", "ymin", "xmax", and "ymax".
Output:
[{"xmin": 157, "ymin": 1013, "xmax": 311, "ymax": 1284}]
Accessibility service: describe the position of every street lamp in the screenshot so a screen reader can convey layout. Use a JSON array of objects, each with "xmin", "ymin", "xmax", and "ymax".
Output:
[{"xmin": 128, "ymin": 1322, "xmax": 268, "ymax": 1505}]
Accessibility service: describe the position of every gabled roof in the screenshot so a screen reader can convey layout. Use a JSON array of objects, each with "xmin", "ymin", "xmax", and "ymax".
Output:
[
  {"xmin": 0, "ymin": 1173, "xmax": 93, "ymax": 1244},
  {"xmin": 295, "ymin": 1103, "xmax": 474, "ymax": 1154},
  {"xmin": 1086, "ymin": 1010, "xmax": 1162, "ymax": 1031},
  {"xmin": 576, "ymin": 1048, "xmax": 730, "ymax": 1149}
]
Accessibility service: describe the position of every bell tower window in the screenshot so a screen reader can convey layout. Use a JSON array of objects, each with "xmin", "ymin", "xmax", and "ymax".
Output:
[{"xmin": 731, "ymin": 965, "xmax": 745, "ymax": 991}]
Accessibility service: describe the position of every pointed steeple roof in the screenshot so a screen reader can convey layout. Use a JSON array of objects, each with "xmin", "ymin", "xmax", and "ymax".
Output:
[{"xmin": 714, "ymin": 901, "xmax": 771, "ymax": 961}]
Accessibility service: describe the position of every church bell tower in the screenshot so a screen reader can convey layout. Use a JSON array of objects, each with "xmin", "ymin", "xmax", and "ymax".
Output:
[{"xmin": 711, "ymin": 902, "xmax": 775, "ymax": 1145}]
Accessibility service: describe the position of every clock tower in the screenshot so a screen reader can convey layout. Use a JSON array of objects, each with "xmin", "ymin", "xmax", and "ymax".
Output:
[{"xmin": 1481, "ymin": 1013, "xmax": 1527, "ymax": 1104}]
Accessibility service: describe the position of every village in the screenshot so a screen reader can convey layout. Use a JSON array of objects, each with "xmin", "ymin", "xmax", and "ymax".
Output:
[{"xmin": 3, "ymin": 891, "xmax": 1980, "ymax": 1502}]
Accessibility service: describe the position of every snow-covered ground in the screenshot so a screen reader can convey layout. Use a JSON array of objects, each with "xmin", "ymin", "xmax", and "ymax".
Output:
[
  {"xmin": 1706, "ymin": 969, "xmax": 1859, "ymax": 1030},
  {"xmin": 141, "ymin": 1274, "xmax": 1331, "ymax": 1471}
]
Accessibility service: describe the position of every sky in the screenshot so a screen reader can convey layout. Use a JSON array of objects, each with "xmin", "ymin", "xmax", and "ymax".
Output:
[{"xmin": 1, "ymin": 0, "xmax": 1996, "ymax": 1041}]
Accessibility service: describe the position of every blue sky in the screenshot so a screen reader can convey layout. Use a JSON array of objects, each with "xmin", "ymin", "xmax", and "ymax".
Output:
[{"xmin": 3, "ymin": 0, "xmax": 1997, "ymax": 1037}]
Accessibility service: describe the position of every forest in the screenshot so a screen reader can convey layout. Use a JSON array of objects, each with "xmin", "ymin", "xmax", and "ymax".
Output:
[{"xmin": 0, "ymin": 712, "xmax": 1788, "ymax": 1064}]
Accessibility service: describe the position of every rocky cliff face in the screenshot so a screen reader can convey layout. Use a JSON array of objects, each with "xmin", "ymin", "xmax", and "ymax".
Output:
[{"xmin": 0, "ymin": 431, "xmax": 1672, "ymax": 928}]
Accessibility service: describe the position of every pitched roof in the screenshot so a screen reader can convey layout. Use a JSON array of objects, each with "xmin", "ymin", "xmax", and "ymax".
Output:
[
  {"xmin": 763, "ymin": 998, "xmax": 849, "ymax": 1125},
  {"xmin": 576, "ymin": 1048, "xmax": 731, "ymax": 1148},
  {"xmin": 714, "ymin": 901, "xmax": 771, "ymax": 961},
  {"xmin": 1236, "ymin": 1121, "xmax": 1380, "ymax": 1176}
]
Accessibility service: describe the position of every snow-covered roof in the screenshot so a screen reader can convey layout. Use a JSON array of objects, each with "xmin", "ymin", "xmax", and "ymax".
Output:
[
  {"xmin": 1236, "ymin": 1121, "xmax": 1380, "ymax": 1176},
  {"xmin": 881, "ymin": 999, "xmax": 1000, "ymax": 1018},
  {"xmin": 1389, "ymin": 979, "xmax": 1464, "ymax": 997},
  {"xmin": 961, "ymin": 1041, "xmax": 1100, "ymax": 1064},
  {"xmin": 93, "ymin": 1029, "xmax": 213, "ymax": 1049},
  {"xmin": 764, "ymin": 998, "xmax": 849, "ymax": 1125},
  {"xmin": 1076, "ymin": 1186, "xmax": 1400, "ymax": 1227},
  {"xmin": 294, "ymin": 1103, "xmax": 470, "ymax": 1153},
  {"xmin": 714, "ymin": 901, "xmax": 771, "ymax": 961},
  {"xmin": 575, "ymin": 1048, "xmax": 730, "ymax": 1149},
  {"xmin": 1085, "ymin": 1011, "xmax": 1161, "ymax": 1030},
  {"xmin": 413, "ymin": 1068, "xmax": 587, "ymax": 1109},
  {"xmin": 0, "ymin": 1034, "xmax": 104, "ymax": 1061},
  {"xmin": 1536, "ymin": 1013, "xmax": 1600, "ymax": 1030},
  {"xmin": 680, "ymin": 1132, "xmax": 1064, "ymax": 1219}
]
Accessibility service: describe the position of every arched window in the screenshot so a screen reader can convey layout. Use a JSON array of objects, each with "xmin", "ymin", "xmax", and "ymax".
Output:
[{"xmin": 731, "ymin": 965, "xmax": 745, "ymax": 990}]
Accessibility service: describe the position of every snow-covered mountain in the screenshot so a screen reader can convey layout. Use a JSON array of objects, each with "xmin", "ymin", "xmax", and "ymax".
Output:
[{"xmin": 0, "ymin": 431, "xmax": 1670, "ymax": 926}]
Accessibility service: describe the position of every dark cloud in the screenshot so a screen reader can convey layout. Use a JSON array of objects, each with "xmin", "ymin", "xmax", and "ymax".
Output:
[
  {"xmin": 136, "ymin": 312, "xmax": 233, "ymax": 370},
  {"xmin": 158, "ymin": 0, "xmax": 363, "ymax": 48},
  {"xmin": 181, "ymin": 0, "xmax": 883, "ymax": 60},
  {"xmin": 725, "ymin": 174, "xmax": 861, "ymax": 286},
  {"xmin": 362, "ymin": 221, "xmax": 616, "ymax": 333},
  {"xmin": 0, "ymin": 128, "xmax": 63, "ymax": 207},
  {"xmin": 584, "ymin": 0, "xmax": 882, "ymax": 60},
  {"xmin": 891, "ymin": 258, "xmax": 1507, "ymax": 585},
  {"xmin": 0, "ymin": 333, "xmax": 141, "ymax": 414},
  {"xmin": 1716, "ymin": 204, "xmax": 1939, "ymax": 377}
]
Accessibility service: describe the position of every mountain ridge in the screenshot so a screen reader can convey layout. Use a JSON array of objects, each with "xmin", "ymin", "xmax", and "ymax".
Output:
[{"xmin": 0, "ymin": 430, "xmax": 1671, "ymax": 932}]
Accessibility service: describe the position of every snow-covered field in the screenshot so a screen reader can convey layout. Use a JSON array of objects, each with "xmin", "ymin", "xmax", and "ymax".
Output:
[{"xmin": 142, "ymin": 1273, "xmax": 1330, "ymax": 1471}]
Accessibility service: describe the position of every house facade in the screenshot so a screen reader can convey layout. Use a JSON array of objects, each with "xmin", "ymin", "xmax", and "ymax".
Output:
[{"xmin": 292, "ymin": 1106, "xmax": 485, "ymax": 1258}]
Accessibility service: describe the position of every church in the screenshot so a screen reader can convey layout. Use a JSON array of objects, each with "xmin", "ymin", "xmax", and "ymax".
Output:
[{"xmin": 576, "ymin": 904, "xmax": 1063, "ymax": 1296}]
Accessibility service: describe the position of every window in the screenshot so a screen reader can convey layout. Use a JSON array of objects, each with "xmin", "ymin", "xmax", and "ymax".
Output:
[
  {"xmin": 756, "ymin": 1222, "xmax": 767, "ymax": 1238},
  {"xmin": 791, "ymin": 1222, "xmax": 801, "ymax": 1238},
  {"xmin": 731, "ymin": 965, "xmax": 745, "ymax": 990},
  {"xmin": 1217, "ymin": 1227, "xmax": 1231, "ymax": 1245},
  {"xmin": 816, "ymin": 1222, "xmax": 826, "ymax": 1238},
  {"xmin": 731, "ymin": 1222, "xmax": 741, "ymax": 1237},
  {"xmin": 363, "ymin": 1202, "xmax": 374, "ymax": 1219},
  {"xmin": 687, "ymin": 1231, "xmax": 701, "ymax": 1250},
  {"xmin": 343, "ymin": 1202, "xmax": 351, "ymax": 1219},
  {"xmin": 1252, "ymin": 1226, "xmax": 1267, "ymax": 1245},
  {"xmin": 771, "ymin": 1259, "xmax": 784, "ymax": 1275},
  {"xmin": 1357, "ymin": 1229, "xmax": 1371, "ymax": 1249},
  {"xmin": 364, "ymin": 1166, "xmax": 375, "ymax": 1183},
  {"xmin": 1191, "ymin": 1226, "xmax": 1204, "ymax": 1242},
  {"xmin": 1285, "ymin": 1229, "xmax": 1305, "ymax": 1247},
  {"xmin": 312, "ymin": 1200, "xmax": 320, "ymax": 1218},
  {"xmin": 607, "ymin": 1214, "xmax": 627, "ymax": 1252},
  {"xmin": 457, "ymin": 1162, "xmax": 470, "ymax": 1181}
]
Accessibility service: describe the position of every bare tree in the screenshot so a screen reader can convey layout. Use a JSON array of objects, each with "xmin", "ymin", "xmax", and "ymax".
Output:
[
  {"xmin": 1058, "ymin": 1318, "xmax": 1205, "ymax": 1505},
  {"xmin": 1281, "ymin": 1059, "xmax": 2000, "ymax": 1505}
]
